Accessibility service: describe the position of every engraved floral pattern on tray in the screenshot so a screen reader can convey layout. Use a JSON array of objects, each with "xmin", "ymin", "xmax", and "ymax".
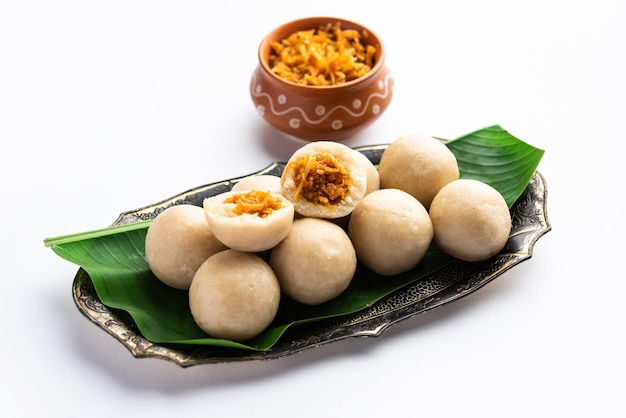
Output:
[{"xmin": 72, "ymin": 144, "xmax": 551, "ymax": 367}]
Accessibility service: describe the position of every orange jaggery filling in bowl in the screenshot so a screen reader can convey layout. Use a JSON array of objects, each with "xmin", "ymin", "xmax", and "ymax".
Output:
[
  {"xmin": 225, "ymin": 191, "xmax": 283, "ymax": 218},
  {"xmin": 291, "ymin": 152, "xmax": 352, "ymax": 205},
  {"xmin": 269, "ymin": 22, "xmax": 376, "ymax": 86}
]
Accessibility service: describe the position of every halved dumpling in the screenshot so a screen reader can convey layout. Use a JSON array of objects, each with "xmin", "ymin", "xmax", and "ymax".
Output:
[
  {"xmin": 203, "ymin": 190, "xmax": 294, "ymax": 253},
  {"xmin": 280, "ymin": 141, "xmax": 368, "ymax": 219}
]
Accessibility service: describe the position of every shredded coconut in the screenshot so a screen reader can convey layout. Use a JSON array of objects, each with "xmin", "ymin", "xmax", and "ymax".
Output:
[{"xmin": 269, "ymin": 23, "xmax": 376, "ymax": 86}]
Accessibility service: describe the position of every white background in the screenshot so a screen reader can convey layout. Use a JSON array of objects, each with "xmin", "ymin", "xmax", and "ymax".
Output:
[{"xmin": 2, "ymin": 0, "xmax": 625, "ymax": 416}]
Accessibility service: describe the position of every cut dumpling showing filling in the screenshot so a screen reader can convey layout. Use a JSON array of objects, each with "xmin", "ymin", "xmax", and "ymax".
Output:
[
  {"xmin": 203, "ymin": 190, "xmax": 294, "ymax": 253},
  {"xmin": 189, "ymin": 250, "xmax": 281, "ymax": 342},
  {"xmin": 280, "ymin": 141, "xmax": 368, "ymax": 219},
  {"xmin": 145, "ymin": 204, "xmax": 228, "ymax": 290}
]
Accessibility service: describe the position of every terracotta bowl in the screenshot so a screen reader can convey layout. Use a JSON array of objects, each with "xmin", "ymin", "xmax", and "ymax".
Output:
[{"xmin": 250, "ymin": 17, "xmax": 394, "ymax": 141}]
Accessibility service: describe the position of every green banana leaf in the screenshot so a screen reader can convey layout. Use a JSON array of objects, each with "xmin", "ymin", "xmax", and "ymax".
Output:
[
  {"xmin": 446, "ymin": 125, "xmax": 544, "ymax": 207},
  {"xmin": 44, "ymin": 125, "xmax": 544, "ymax": 351}
]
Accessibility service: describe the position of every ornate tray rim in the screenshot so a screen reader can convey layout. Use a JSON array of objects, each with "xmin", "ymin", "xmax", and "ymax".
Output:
[{"xmin": 71, "ymin": 144, "xmax": 551, "ymax": 367}]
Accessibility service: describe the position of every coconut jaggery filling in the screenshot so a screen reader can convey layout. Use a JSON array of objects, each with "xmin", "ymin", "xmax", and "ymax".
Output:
[
  {"xmin": 269, "ymin": 22, "xmax": 376, "ymax": 86},
  {"xmin": 224, "ymin": 190, "xmax": 283, "ymax": 218},
  {"xmin": 291, "ymin": 152, "xmax": 352, "ymax": 205}
]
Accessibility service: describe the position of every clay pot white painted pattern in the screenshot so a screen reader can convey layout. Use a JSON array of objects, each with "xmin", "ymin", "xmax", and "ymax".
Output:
[{"xmin": 250, "ymin": 17, "xmax": 394, "ymax": 141}]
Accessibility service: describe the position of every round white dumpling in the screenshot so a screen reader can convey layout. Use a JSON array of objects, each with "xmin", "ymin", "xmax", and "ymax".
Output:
[
  {"xmin": 429, "ymin": 179, "xmax": 512, "ymax": 262},
  {"xmin": 231, "ymin": 174, "xmax": 282, "ymax": 195},
  {"xmin": 189, "ymin": 250, "xmax": 281, "ymax": 342},
  {"xmin": 348, "ymin": 188, "xmax": 433, "ymax": 276},
  {"xmin": 145, "ymin": 204, "xmax": 228, "ymax": 290},
  {"xmin": 203, "ymin": 190, "xmax": 294, "ymax": 253},
  {"xmin": 353, "ymin": 150, "xmax": 380, "ymax": 196},
  {"xmin": 378, "ymin": 134, "xmax": 459, "ymax": 209},
  {"xmin": 280, "ymin": 141, "xmax": 368, "ymax": 219},
  {"xmin": 269, "ymin": 217, "xmax": 357, "ymax": 305}
]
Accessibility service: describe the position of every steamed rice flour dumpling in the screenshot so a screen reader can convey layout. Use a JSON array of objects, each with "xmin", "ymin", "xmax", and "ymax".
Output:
[
  {"xmin": 231, "ymin": 174, "xmax": 282, "ymax": 196},
  {"xmin": 349, "ymin": 188, "xmax": 433, "ymax": 276},
  {"xmin": 189, "ymin": 250, "xmax": 281, "ymax": 342},
  {"xmin": 429, "ymin": 179, "xmax": 512, "ymax": 262},
  {"xmin": 378, "ymin": 134, "xmax": 459, "ymax": 209},
  {"xmin": 270, "ymin": 217, "xmax": 357, "ymax": 305},
  {"xmin": 280, "ymin": 141, "xmax": 371, "ymax": 219},
  {"xmin": 203, "ymin": 190, "xmax": 294, "ymax": 253},
  {"xmin": 144, "ymin": 204, "xmax": 228, "ymax": 290}
]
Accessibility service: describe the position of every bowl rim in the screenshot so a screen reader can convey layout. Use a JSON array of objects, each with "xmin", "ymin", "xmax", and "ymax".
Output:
[{"xmin": 257, "ymin": 16, "xmax": 386, "ymax": 91}]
